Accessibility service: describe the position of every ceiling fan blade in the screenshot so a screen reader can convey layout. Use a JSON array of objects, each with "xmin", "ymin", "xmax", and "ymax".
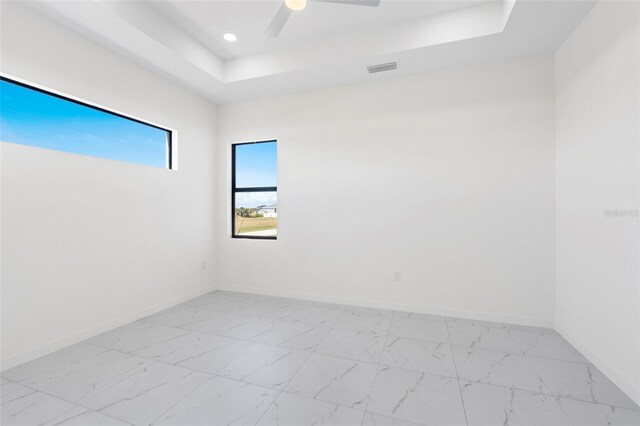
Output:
[
  {"xmin": 313, "ymin": 0, "xmax": 381, "ymax": 6},
  {"xmin": 265, "ymin": 3, "xmax": 293, "ymax": 37}
]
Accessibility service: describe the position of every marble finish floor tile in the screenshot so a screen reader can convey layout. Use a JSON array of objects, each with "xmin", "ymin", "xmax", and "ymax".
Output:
[
  {"xmin": 367, "ymin": 366, "xmax": 466, "ymax": 426},
  {"xmin": 509, "ymin": 330, "xmax": 589, "ymax": 363},
  {"xmin": 6, "ymin": 291, "xmax": 637, "ymax": 426},
  {"xmin": 128, "ymin": 329, "xmax": 241, "ymax": 365},
  {"xmin": 197, "ymin": 298, "xmax": 260, "ymax": 315},
  {"xmin": 380, "ymin": 336, "xmax": 456, "ymax": 377},
  {"xmin": 389, "ymin": 317, "xmax": 449, "ymax": 343},
  {"xmin": 260, "ymin": 303, "xmax": 344, "ymax": 327},
  {"xmin": 333, "ymin": 306, "xmax": 393, "ymax": 334},
  {"xmin": 447, "ymin": 317, "xmax": 557, "ymax": 335},
  {"xmin": 506, "ymin": 324, "xmax": 558, "ymax": 334},
  {"xmin": 452, "ymin": 346, "xmax": 549, "ymax": 393},
  {"xmin": 284, "ymin": 353, "xmax": 378, "ymax": 409},
  {"xmin": 181, "ymin": 313, "xmax": 273, "ymax": 340},
  {"xmin": 460, "ymin": 381, "xmax": 571, "ymax": 426},
  {"xmin": 158, "ymin": 333, "xmax": 254, "ymax": 374},
  {"xmin": 528, "ymin": 357, "xmax": 640, "ymax": 410},
  {"xmin": 143, "ymin": 305, "xmax": 217, "ymax": 328},
  {"xmin": 2, "ymin": 343, "xmax": 107, "ymax": 383},
  {"xmin": 361, "ymin": 412, "xmax": 422, "ymax": 426},
  {"xmin": 446, "ymin": 317, "xmax": 512, "ymax": 330},
  {"xmin": 447, "ymin": 323, "xmax": 522, "ymax": 354},
  {"xmin": 1, "ymin": 381, "xmax": 77, "ymax": 426},
  {"xmin": 2, "ymin": 380, "xmax": 35, "ymax": 401},
  {"xmin": 152, "ymin": 376, "xmax": 278, "ymax": 425},
  {"xmin": 80, "ymin": 362, "xmax": 210, "ymax": 425},
  {"xmin": 557, "ymin": 397, "xmax": 640, "ymax": 426},
  {"xmin": 250, "ymin": 320, "xmax": 331, "ymax": 351},
  {"xmin": 44, "ymin": 407, "xmax": 130, "ymax": 425},
  {"xmin": 295, "ymin": 299, "xmax": 346, "ymax": 310},
  {"xmin": 86, "ymin": 321, "xmax": 191, "ymax": 354},
  {"xmin": 178, "ymin": 292, "xmax": 238, "ymax": 310},
  {"xmin": 218, "ymin": 342, "xmax": 310, "ymax": 390},
  {"xmin": 235, "ymin": 298, "xmax": 293, "ymax": 317},
  {"xmin": 214, "ymin": 316, "xmax": 276, "ymax": 341},
  {"xmin": 4, "ymin": 345, "xmax": 150, "ymax": 404},
  {"xmin": 393, "ymin": 311, "xmax": 446, "ymax": 322},
  {"xmin": 256, "ymin": 392, "xmax": 365, "ymax": 426},
  {"xmin": 315, "ymin": 328, "xmax": 386, "ymax": 363}
]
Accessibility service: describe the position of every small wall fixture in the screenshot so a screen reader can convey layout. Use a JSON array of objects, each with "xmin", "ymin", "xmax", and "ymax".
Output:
[
  {"xmin": 223, "ymin": 33, "xmax": 237, "ymax": 42},
  {"xmin": 366, "ymin": 62, "xmax": 398, "ymax": 74}
]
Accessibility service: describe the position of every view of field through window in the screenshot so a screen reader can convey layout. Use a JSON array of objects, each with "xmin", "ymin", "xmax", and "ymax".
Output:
[{"xmin": 233, "ymin": 141, "xmax": 277, "ymax": 238}]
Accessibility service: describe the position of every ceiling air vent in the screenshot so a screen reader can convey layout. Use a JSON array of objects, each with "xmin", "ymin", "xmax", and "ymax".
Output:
[{"xmin": 366, "ymin": 62, "xmax": 398, "ymax": 74}]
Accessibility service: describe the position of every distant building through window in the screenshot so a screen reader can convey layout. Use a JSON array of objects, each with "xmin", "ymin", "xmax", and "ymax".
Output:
[
  {"xmin": 231, "ymin": 140, "xmax": 277, "ymax": 239},
  {"xmin": 0, "ymin": 77, "xmax": 172, "ymax": 169}
]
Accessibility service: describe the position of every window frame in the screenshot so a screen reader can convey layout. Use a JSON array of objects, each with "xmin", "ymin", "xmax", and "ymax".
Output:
[
  {"xmin": 0, "ymin": 75, "xmax": 174, "ymax": 169},
  {"xmin": 231, "ymin": 140, "xmax": 278, "ymax": 240}
]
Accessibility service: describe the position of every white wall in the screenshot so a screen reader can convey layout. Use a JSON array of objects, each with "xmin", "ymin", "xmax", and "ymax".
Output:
[
  {"xmin": 0, "ymin": 3, "xmax": 217, "ymax": 368},
  {"xmin": 216, "ymin": 55, "xmax": 556, "ymax": 327},
  {"xmin": 555, "ymin": 1, "xmax": 640, "ymax": 405},
  {"xmin": 4, "ymin": 1, "xmax": 638, "ymax": 408}
]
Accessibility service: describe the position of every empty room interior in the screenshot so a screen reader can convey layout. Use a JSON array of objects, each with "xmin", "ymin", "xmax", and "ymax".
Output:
[{"xmin": 1, "ymin": 0, "xmax": 639, "ymax": 425}]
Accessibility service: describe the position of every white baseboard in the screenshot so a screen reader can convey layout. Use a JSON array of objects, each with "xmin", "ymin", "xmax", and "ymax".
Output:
[
  {"xmin": 555, "ymin": 324, "xmax": 640, "ymax": 407},
  {"xmin": 1, "ymin": 286, "xmax": 216, "ymax": 371},
  {"xmin": 217, "ymin": 284, "xmax": 554, "ymax": 329}
]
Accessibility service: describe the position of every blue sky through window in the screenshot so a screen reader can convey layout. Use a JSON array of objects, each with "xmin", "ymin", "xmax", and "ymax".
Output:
[
  {"xmin": 235, "ymin": 142, "xmax": 277, "ymax": 187},
  {"xmin": 0, "ymin": 78, "xmax": 170, "ymax": 168},
  {"xmin": 235, "ymin": 141, "xmax": 277, "ymax": 208}
]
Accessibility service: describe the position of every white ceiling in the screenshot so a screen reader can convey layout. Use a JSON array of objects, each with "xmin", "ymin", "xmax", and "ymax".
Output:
[
  {"xmin": 21, "ymin": 0, "xmax": 596, "ymax": 104},
  {"xmin": 152, "ymin": 0, "xmax": 484, "ymax": 59}
]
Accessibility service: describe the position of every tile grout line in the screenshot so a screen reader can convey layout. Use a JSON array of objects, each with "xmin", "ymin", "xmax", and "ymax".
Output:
[
  {"xmin": 360, "ymin": 309, "xmax": 394, "ymax": 423},
  {"xmin": 252, "ymin": 351, "xmax": 312, "ymax": 425},
  {"xmin": 138, "ymin": 315, "xmax": 599, "ymax": 368},
  {"xmin": 513, "ymin": 334, "xmax": 579, "ymax": 425},
  {"xmin": 0, "ymin": 377, "xmax": 135, "ymax": 425},
  {"xmin": 8, "ymin": 339, "xmax": 634, "ymax": 414},
  {"xmin": 445, "ymin": 316, "xmax": 470, "ymax": 426},
  {"xmin": 253, "ymin": 308, "xmax": 350, "ymax": 425},
  {"xmin": 3, "ymin": 342, "xmax": 219, "ymax": 426},
  {"xmin": 6, "ymin": 291, "xmax": 637, "ymax": 424},
  {"xmin": 7, "ymin": 355, "xmax": 635, "ymax": 426},
  {"xmin": 127, "ymin": 297, "xmax": 640, "ymax": 415},
  {"xmin": 0, "ymin": 379, "xmax": 87, "ymax": 425},
  {"xmin": 144, "ymin": 303, "xmax": 577, "ymax": 362},
  {"xmin": 146, "ymin": 374, "xmax": 216, "ymax": 425}
]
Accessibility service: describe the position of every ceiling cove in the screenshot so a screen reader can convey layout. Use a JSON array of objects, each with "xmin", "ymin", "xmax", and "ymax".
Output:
[{"xmin": 20, "ymin": 0, "xmax": 595, "ymax": 103}]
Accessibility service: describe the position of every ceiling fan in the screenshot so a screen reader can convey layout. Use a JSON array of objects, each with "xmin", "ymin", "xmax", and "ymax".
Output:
[{"xmin": 266, "ymin": 0, "xmax": 382, "ymax": 37}]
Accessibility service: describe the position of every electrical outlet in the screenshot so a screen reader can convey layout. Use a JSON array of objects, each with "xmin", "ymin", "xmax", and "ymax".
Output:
[
  {"xmin": 394, "ymin": 272, "xmax": 401, "ymax": 282},
  {"xmin": 201, "ymin": 261, "xmax": 208, "ymax": 271}
]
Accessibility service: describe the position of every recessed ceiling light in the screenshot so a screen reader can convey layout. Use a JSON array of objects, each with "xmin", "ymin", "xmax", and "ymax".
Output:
[{"xmin": 223, "ymin": 33, "xmax": 237, "ymax": 42}]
